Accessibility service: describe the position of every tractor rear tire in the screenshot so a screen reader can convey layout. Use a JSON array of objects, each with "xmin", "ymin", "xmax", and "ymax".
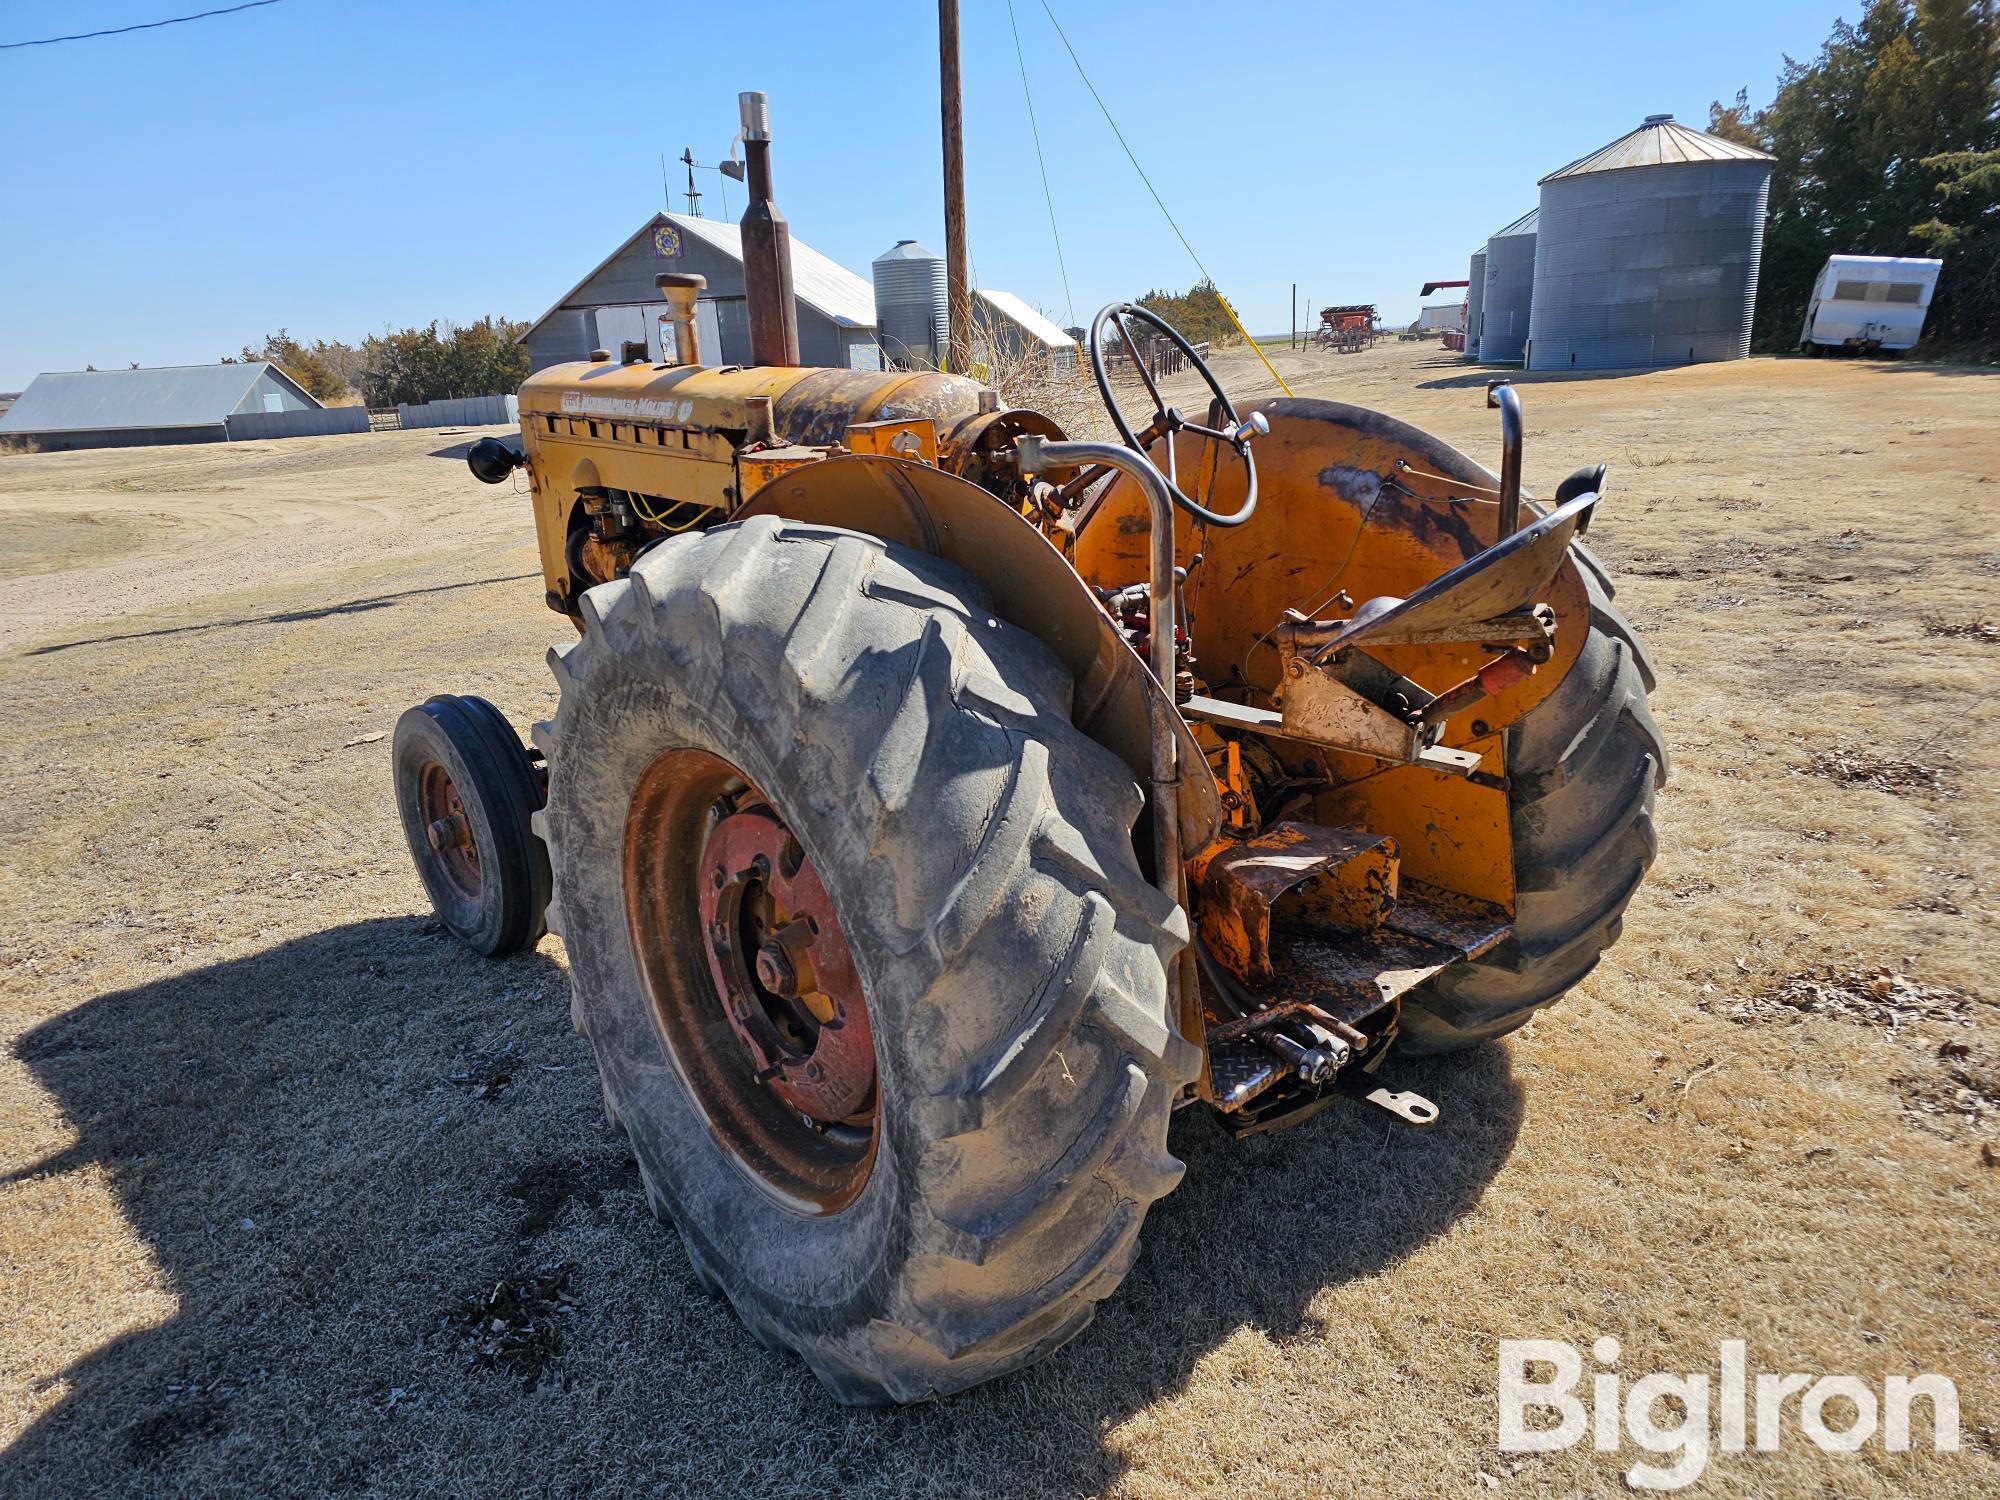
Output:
[
  {"xmin": 1395, "ymin": 575, "xmax": 1666, "ymax": 1055},
  {"xmin": 535, "ymin": 515, "xmax": 1196, "ymax": 1403},
  {"xmin": 392, "ymin": 694, "xmax": 551, "ymax": 956}
]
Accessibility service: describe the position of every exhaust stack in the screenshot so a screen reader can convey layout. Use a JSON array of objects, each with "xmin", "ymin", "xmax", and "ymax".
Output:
[{"xmin": 737, "ymin": 91, "xmax": 800, "ymax": 368}]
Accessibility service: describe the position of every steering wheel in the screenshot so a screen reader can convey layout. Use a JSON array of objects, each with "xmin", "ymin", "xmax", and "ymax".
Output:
[{"xmin": 1087, "ymin": 301, "xmax": 1265, "ymax": 528}]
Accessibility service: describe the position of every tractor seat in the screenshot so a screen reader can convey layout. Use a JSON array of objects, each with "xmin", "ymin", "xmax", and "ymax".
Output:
[{"xmin": 1317, "ymin": 488, "xmax": 1600, "ymax": 655}]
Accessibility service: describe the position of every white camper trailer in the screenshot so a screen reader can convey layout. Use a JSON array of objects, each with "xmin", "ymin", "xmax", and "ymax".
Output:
[{"xmin": 1799, "ymin": 255, "xmax": 1943, "ymax": 354}]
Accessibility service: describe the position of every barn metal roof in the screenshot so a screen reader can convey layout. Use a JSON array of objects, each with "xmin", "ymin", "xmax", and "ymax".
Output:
[
  {"xmin": 974, "ymin": 289, "xmax": 1076, "ymax": 350},
  {"xmin": 1491, "ymin": 207, "xmax": 1539, "ymax": 239},
  {"xmin": 523, "ymin": 212, "xmax": 880, "ymax": 342},
  {"xmin": 665, "ymin": 213, "xmax": 877, "ymax": 327},
  {"xmin": 1539, "ymin": 115, "xmax": 1773, "ymax": 184},
  {"xmin": 0, "ymin": 362, "xmax": 316, "ymax": 435}
]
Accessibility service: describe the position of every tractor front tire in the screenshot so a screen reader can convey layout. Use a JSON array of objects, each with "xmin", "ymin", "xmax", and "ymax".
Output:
[
  {"xmin": 536, "ymin": 516, "xmax": 1197, "ymax": 1403},
  {"xmin": 1396, "ymin": 576, "xmax": 1666, "ymax": 1054},
  {"xmin": 393, "ymin": 694, "xmax": 551, "ymax": 956}
]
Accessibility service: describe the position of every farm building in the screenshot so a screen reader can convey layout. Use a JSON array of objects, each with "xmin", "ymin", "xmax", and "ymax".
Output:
[
  {"xmin": 970, "ymin": 289, "xmax": 1078, "ymax": 369},
  {"xmin": 0, "ymin": 362, "xmax": 320, "ymax": 452},
  {"xmin": 519, "ymin": 212, "xmax": 881, "ymax": 374}
]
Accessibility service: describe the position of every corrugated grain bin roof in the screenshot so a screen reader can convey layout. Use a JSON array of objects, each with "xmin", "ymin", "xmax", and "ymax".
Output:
[
  {"xmin": 1491, "ymin": 207, "xmax": 1539, "ymax": 239},
  {"xmin": 974, "ymin": 289, "xmax": 1076, "ymax": 349},
  {"xmin": 873, "ymin": 239, "xmax": 942, "ymax": 264},
  {"xmin": 0, "ymin": 362, "xmax": 317, "ymax": 434},
  {"xmin": 1540, "ymin": 114, "xmax": 1773, "ymax": 183}
]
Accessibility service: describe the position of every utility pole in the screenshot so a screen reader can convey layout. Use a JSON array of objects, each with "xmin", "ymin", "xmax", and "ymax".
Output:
[
  {"xmin": 939, "ymin": 0, "xmax": 972, "ymax": 372},
  {"xmin": 1291, "ymin": 283, "xmax": 1297, "ymax": 350}
]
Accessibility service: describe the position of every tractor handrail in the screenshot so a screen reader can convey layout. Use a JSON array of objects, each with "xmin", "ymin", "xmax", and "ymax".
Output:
[
  {"xmin": 1015, "ymin": 434, "xmax": 1187, "ymax": 1018},
  {"xmin": 1486, "ymin": 381, "xmax": 1523, "ymax": 535}
]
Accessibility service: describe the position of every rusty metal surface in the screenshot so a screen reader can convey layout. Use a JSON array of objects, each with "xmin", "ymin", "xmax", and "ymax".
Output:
[
  {"xmin": 737, "ymin": 94, "xmax": 800, "ymax": 369},
  {"xmin": 696, "ymin": 805, "xmax": 876, "ymax": 1124},
  {"xmin": 1237, "ymin": 880, "xmax": 1511, "ymax": 1031},
  {"xmin": 514, "ymin": 358, "xmax": 994, "ymax": 602},
  {"xmin": 1194, "ymin": 820, "xmax": 1396, "ymax": 986},
  {"xmin": 1276, "ymin": 663, "xmax": 1425, "ymax": 763},
  {"xmin": 416, "ymin": 761, "xmax": 479, "ymax": 901},
  {"xmin": 1069, "ymin": 398, "xmax": 1592, "ymax": 739},
  {"xmin": 1208, "ymin": 1041, "xmax": 1287, "ymax": 1110},
  {"xmin": 1263, "ymin": 928, "xmax": 1465, "ymax": 1028},
  {"xmin": 622, "ymin": 747, "xmax": 876, "ymax": 1216},
  {"xmin": 1307, "ymin": 491, "xmax": 1597, "ymax": 656},
  {"xmin": 1380, "ymin": 879, "xmax": 1510, "ymax": 961},
  {"xmin": 1205, "ymin": 999, "xmax": 1368, "ymax": 1049}
]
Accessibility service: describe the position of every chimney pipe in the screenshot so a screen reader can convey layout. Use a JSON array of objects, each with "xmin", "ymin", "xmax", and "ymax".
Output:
[
  {"xmin": 655, "ymin": 271, "xmax": 706, "ymax": 366},
  {"xmin": 737, "ymin": 91, "xmax": 800, "ymax": 368}
]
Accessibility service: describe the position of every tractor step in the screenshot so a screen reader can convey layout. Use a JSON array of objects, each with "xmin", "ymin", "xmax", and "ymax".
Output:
[
  {"xmin": 1264, "ymin": 880, "xmax": 1510, "ymax": 1029},
  {"xmin": 1198, "ymin": 862, "xmax": 1509, "ymax": 1125},
  {"xmin": 1191, "ymin": 819, "xmax": 1399, "ymax": 987}
]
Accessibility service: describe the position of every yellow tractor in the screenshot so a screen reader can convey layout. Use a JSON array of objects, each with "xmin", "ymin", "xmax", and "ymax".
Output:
[{"xmin": 393, "ymin": 95, "xmax": 1663, "ymax": 1403}]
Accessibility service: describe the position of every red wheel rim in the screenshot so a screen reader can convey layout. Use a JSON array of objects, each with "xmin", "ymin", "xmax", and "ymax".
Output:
[
  {"xmin": 417, "ymin": 760, "xmax": 480, "ymax": 901},
  {"xmin": 623, "ymin": 748, "xmax": 878, "ymax": 1215}
]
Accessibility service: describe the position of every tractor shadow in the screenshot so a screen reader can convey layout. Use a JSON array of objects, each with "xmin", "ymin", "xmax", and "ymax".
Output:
[{"xmin": 2, "ymin": 917, "xmax": 1522, "ymax": 1496}]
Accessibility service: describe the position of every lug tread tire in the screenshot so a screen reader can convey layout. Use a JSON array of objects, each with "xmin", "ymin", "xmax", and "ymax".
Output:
[
  {"xmin": 1397, "ymin": 573, "xmax": 1665, "ymax": 1054},
  {"xmin": 540, "ymin": 516, "xmax": 1195, "ymax": 1404}
]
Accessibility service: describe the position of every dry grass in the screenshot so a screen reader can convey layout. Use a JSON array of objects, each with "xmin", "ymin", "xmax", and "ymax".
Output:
[{"xmin": 1, "ymin": 349, "xmax": 1997, "ymax": 1496}]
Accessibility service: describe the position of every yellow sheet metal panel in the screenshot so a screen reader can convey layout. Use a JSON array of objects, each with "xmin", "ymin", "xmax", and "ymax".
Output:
[
  {"xmin": 1314, "ymin": 739, "xmax": 1514, "ymax": 908},
  {"xmin": 1068, "ymin": 398, "xmax": 1589, "ymax": 740}
]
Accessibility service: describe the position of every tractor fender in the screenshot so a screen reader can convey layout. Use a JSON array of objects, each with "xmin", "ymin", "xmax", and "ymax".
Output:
[{"xmin": 737, "ymin": 454, "xmax": 1221, "ymax": 854}]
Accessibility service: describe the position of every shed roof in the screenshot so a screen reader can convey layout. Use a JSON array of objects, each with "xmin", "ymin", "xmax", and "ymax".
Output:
[
  {"xmin": 974, "ymin": 289, "xmax": 1076, "ymax": 350},
  {"xmin": 0, "ymin": 362, "xmax": 317, "ymax": 435},
  {"xmin": 1540, "ymin": 115, "xmax": 1773, "ymax": 184},
  {"xmin": 521, "ymin": 212, "xmax": 877, "ymax": 343},
  {"xmin": 1491, "ymin": 207, "xmax": 1539, "ymax": 239},
  {"xmin": 668, "ymin": 213, "xmax": 876, "ymax": 327}
]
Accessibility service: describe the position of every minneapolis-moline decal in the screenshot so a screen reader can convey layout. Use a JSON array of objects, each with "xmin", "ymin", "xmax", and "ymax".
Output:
[{"xmin": 560, "ymin": 391, "xmax": 696, "ymax": 423}]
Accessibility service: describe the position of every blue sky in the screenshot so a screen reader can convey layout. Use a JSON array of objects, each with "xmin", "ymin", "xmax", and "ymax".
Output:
[{"xmin": 1, "ymin": 0, "xmax": 1845, "ymax": 388}]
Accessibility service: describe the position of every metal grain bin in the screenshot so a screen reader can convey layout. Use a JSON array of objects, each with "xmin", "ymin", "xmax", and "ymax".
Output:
[
  {"xmin": 1465, "ymin": 249, "xmax": 1487, "ymax": 358},
  {"xmin": 1480, "ymin": 208, "xmax": 1538, "ymax": 364},
  {"xmin": 872, "ymin": 239, "xmax": 948, "ymax": 368},
  {"xmin": 1526, "ymin": 115, "xmax": 1773, "ymax": 371}
]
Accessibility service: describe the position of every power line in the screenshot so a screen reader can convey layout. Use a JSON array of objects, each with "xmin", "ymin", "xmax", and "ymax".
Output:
[
  {"xmin": 1036, "ymin": 0, "xmax": 1292, "ymax": 395},
  {"xmin": 1037, "ymin": 0, "xmax": 1211, "ymax": 287},
  {"xmin": 1006, "ymin": 0, "xmax": 1076, "ymax": 330},
  {"xmin": 1, "ymin": 0, "xmax": 283, "ymax": 51}
]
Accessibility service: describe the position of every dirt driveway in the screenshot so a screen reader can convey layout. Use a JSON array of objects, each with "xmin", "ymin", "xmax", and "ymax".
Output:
[{"xmin": 0, "ymin": 346, "xmax": 1994, "ymax": 1497}]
